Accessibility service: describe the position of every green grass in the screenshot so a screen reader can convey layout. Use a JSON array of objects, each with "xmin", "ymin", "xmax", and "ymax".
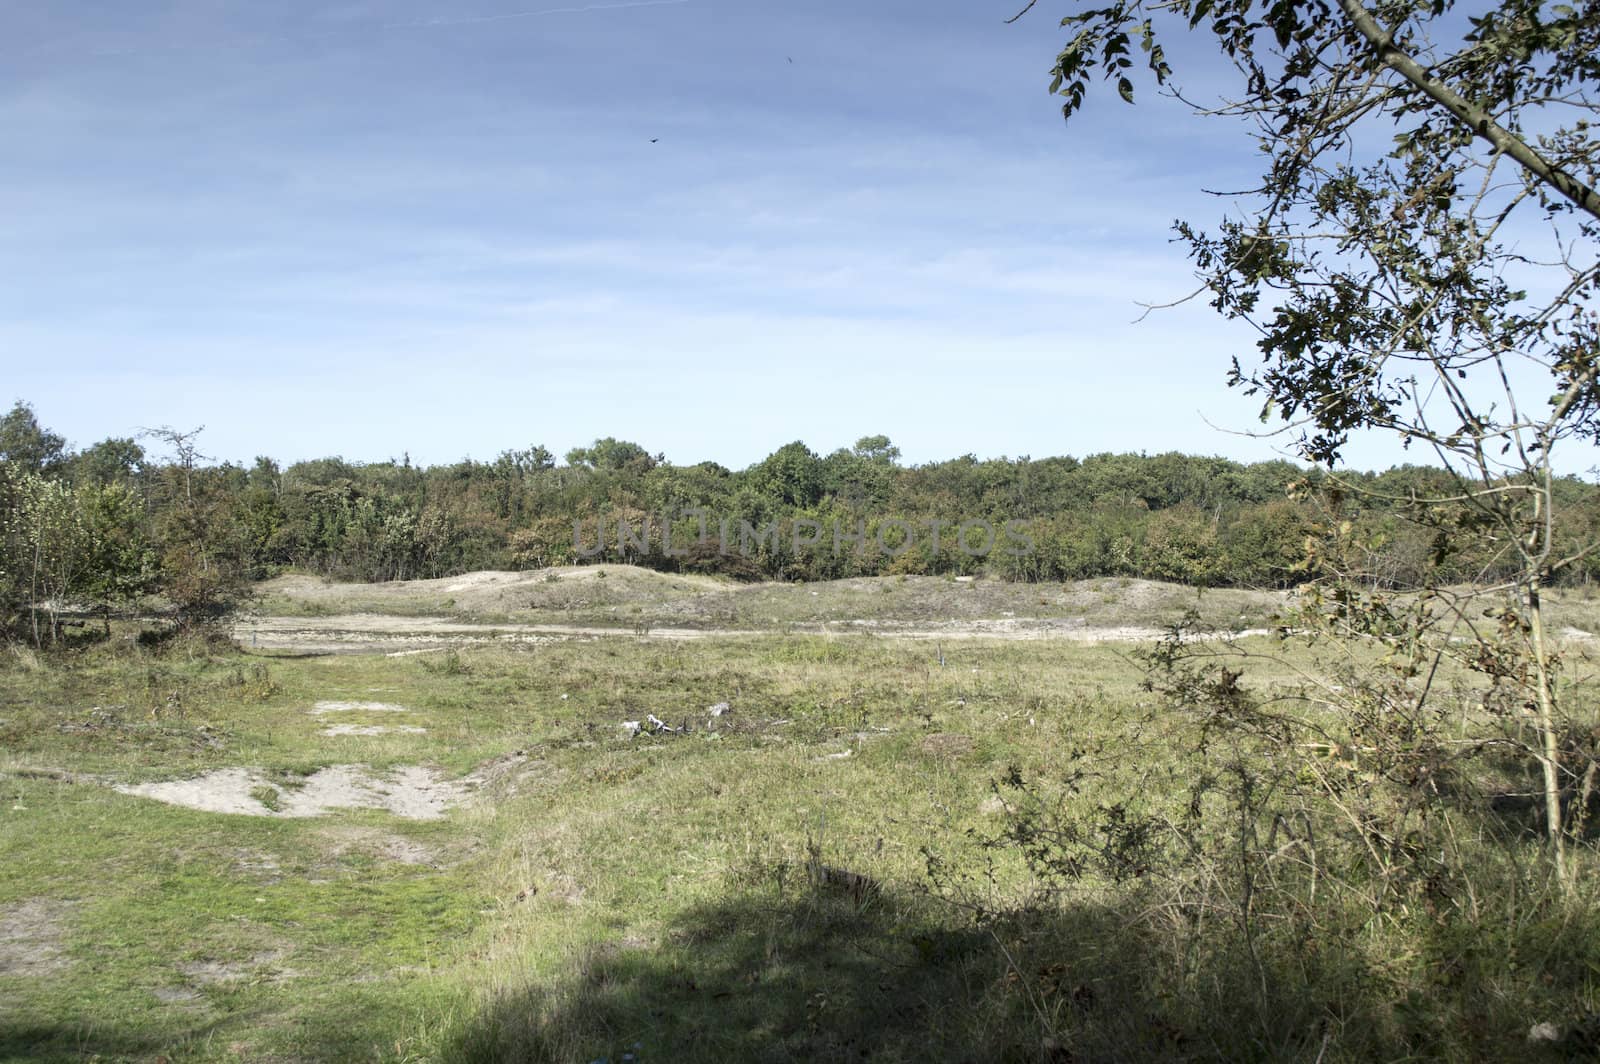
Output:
[
  {"xmin": 0, "ymin": 765, "xmax": 483, "ymax": 1061},
  {"xmin": 3, "ymin": 623, "xmax": 1599, "ymax": 1061},
  {"xmin": 0, "ymin": 630, "xmax": 1145, "ymax": 1060}
]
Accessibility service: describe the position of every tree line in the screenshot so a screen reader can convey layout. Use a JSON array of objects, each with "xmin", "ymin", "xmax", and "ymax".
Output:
[{"xmin": 6, "ymin": 400, "xmax": 1600, "ymax": 643}]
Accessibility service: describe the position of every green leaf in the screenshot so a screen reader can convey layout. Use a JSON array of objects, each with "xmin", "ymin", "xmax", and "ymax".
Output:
[{"xmin": 1117, "ymin": 76, "xmax": 1135, "ymax": 103}]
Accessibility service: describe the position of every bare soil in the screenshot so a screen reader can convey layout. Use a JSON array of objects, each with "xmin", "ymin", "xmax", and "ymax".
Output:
[
  {"xmin": 308, "ymin": 700, "xmax": 411, "ymax": 714},
  {"xmin": 0, "ymin": 898, "xmax": 74, "ymax": 977},
  {"xmin": 317, "ymin": 825, "xmax": 440, "ymax": 867},
  {"xmin": 242, "ymin": 566, "xmax": 1600, "ymax": 655},
  {"xmin": 236, "ymin": 610, "xmax": 1271, "ymax": 655},
  {"xmin": 320, "ymin": 723, "xmax": 427, "ymax": 737},
  {"xmin": 113, "ymin": 764, "xmax": 472, "ymax": 819}
]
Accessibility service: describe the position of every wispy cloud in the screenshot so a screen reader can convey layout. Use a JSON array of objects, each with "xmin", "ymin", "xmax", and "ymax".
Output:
[
  {"xmin": 385, "ymin": 0, "xmax": 691, "ymax": 29},
  {"xmin": 4, "ymin": 0, "xmax": 1530, "ymax": 475}
]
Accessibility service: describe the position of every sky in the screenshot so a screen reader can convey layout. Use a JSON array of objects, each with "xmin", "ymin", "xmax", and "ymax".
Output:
[{"xmin": 0, "ymin": 0, "xmax": 1565, "ymax": 474}]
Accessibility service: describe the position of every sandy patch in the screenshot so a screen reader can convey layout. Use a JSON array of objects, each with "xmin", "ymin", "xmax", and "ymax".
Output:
[
  {"xmin": 114, "ymin": 764, "xmax": 470, "ymax": 820},
  {"xmin": 237, "ymin": 612, "xmax": 1277, "ymax": 655},
  {"xmin": 319, "ymin": 825, "xmax": 439, "ymax": 866},
  {"xmin": 231, "ymin": 849, "xmax": 282, "ymax": 883},
  {"xmin": 919, "ymin": 733, "xmax": 976, "ymax": 760},
  {"xmin": 177, "ymin": 949, "xmax": 292, "ymax": 986},
  {"xmin": 309, "ymin": 700, "xmax": 410, "ymax": 715},
  {"xmin": 541, "ymin": 873, "xmax": 586, "ymax": 906},
  {"xmin": 443, "ymin": 571, "xmax": 539, "ymax": 593},
  {"xmin": 0, "ymin": 898, "xmax": 74, "ymax": 977},
  {"xmin": 470, "ymin": 750, "xmax": 539, "ymax": 788},
  {"xmin": 320, "ymin": 723, "xmax": 428, "ymax": 737}
]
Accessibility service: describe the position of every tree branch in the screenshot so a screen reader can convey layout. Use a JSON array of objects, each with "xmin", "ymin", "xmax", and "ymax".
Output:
[{"xmin": 1335, "ymin": 0, "xmax": 1600, "ymax": 223}]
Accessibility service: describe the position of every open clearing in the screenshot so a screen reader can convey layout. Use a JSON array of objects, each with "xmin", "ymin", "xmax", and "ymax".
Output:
[
  {"xmin": 242, "ymin": 566, "xmax": 1285, "ymax": 654},
  {"xmin": 255, "ymin": 565, "xmax": 1287, "ymax": 629},
  {"xmin": 7, "ymin": 570, "xmax": 1281, "ymax": 1062},
  {"xmin": 6, "ymin": 569, "xmax": 1600, "ymax": 1060},
  {"xmin": 242, "ymin": 567, "xmax": 1600, "ymax": 656}
]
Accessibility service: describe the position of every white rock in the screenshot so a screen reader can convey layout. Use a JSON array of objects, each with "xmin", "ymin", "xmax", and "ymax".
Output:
[
  {"xmin": 1528, "ymin": 1022, "xmax": 1562, "ymax": 1043},
  {"xmin": 708, "ymin": 702, "xmax": 730, "ymax": 717},
  {"xmin": 620, "ymin": 721, "xmax": 641, "ymax": 738}
]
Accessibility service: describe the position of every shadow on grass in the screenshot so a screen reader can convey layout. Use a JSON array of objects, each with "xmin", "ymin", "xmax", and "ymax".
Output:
[
  {"xmin": 0, "ymin": 992, "xmax": 443, "ymax": 1063},
  {"xmin": 446, "ymin": 860, "xmax": 1600, "ymax": 1064},
  {"xmin": 445, "ymin": 872, "xmax": 1490, "ymax": 1064},
  {"xmin": 0, "ymin": 1012, "xmax": 259, "ymax": 1063},
  {"xmin": 12, "ymin": 874, "xmax": 1594, "ymax": 1062},
  {"xmin": 451, "ymin": 883, "xmax": 1030, "ymax": 1064},
  {"xmin": 0, "ymin": 1024, "xmax": 160, "ymax": 1063}
]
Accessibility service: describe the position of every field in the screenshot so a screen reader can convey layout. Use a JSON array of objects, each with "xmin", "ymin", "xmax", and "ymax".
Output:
[{"xmin": 6, "ymin": 569, "xmax": 1600, "ymax": 1062}]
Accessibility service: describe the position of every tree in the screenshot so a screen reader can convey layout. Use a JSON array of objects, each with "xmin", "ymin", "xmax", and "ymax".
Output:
[
  {"xmin": 1031, "ymin": 0, "xmax": 1600, "ymax": 886},
  {"xmin": 851, "ymin": 434, "xmax": 901, "ymax": 464},
  {"xmin": 750, "ymin": 441, "xmax": 825, "ymax": 508},
  {"xmin": 144, "ymin": 427, "xmax": 251, "ymax": 632},
  {"xmin": 1140, "ymin": 502, "xmax": 1222, "ymax": 585},
  {"xmin": 497, "ymin": 445, "xmax": 556, "ymax": 475},
  {"xmin": 1, "ymin": 472, "xmax": 90, "ymax": 646},
  {"xmin": 1221, "ymin": 496, "xmax": 1311, "ymax": 586},
  {"xmin": 70, "ymin": 437, "xmax": 145, "ymax": 486},
  {"xmin": 507, "ymin": 516, "xmax": 574, "ymax": 570},
  {"xmin": 77, "ymin": 481, "xmax": 155, "ymax": 636},
  {"xmin": 0, "ymin": 401, "xmax": 66, "ymax": 473},
  {"xmin": 141, "ymin": 424, "xmax": 207, "ymax": 501},
  {"xmin": 564, "ymin": 438, "xmax": 657, "ymax": 473}
]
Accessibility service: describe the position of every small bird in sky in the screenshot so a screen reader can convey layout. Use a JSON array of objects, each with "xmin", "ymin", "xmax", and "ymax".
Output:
[{"xmin": 650, "ymin": 137, "xmax": 659, "ymax": 143}]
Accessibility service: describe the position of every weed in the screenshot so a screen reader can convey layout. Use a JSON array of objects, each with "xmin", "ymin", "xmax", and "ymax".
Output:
[
  {"xmin": 249, "ymin": 784, "xmax": 283, "ymax": 811},
  {"xmin": 5, "ymin": 644, "xmax": 44, "ymax": 672},
  {"xmin": 219, "ymin": 662, "xmax": 279, "ymax": 701},
  {"xmin": 421, "ymin": 649, "xmax": 470, "ymax": 676}
]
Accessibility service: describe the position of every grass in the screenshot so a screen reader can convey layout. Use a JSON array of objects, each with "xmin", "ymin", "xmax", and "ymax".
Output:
[
  {"xmin": 4, "ymin": 604, "xmax": 1600, "ymax": 1060},
  {"xmin": 247, "ymin": 783, "xmax": 283, "ymax": 811},
  {"xmin": 0, "ymin": 764, "xmax": 482, "ymax": 1061},
  {"xmin": 253, "ymin": 565, "xmax": 1600, "ymax": 643},
  {"xmin": 0, "ymin": 627, "xmax": 1148, "ymax": 1060}
]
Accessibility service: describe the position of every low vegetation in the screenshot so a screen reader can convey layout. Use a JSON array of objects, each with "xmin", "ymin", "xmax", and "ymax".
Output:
[
  {"xmin": 252, "ymin": 566, "xmax": 1287, "ymax": 633},
  {"xmin": 2, "ymin": 579, "xmax": 1599, "ymax": 1060}
]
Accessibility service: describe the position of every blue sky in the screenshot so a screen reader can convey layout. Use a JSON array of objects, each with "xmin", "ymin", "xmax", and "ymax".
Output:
[{"xmin": 0, "ymin": 0, "xmax": 1483, "ymax": 471}]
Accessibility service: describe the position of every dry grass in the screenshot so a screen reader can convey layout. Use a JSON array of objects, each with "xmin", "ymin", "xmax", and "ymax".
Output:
[{"xmin": 255, "ymin": 565, "xmax": 1288, "ymax": 633}]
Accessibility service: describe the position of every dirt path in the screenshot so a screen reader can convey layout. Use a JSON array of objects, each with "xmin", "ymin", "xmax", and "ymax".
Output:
[{"xmin": 235, "ymin": 613, "xmax": 1270, "ymax": 654}]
